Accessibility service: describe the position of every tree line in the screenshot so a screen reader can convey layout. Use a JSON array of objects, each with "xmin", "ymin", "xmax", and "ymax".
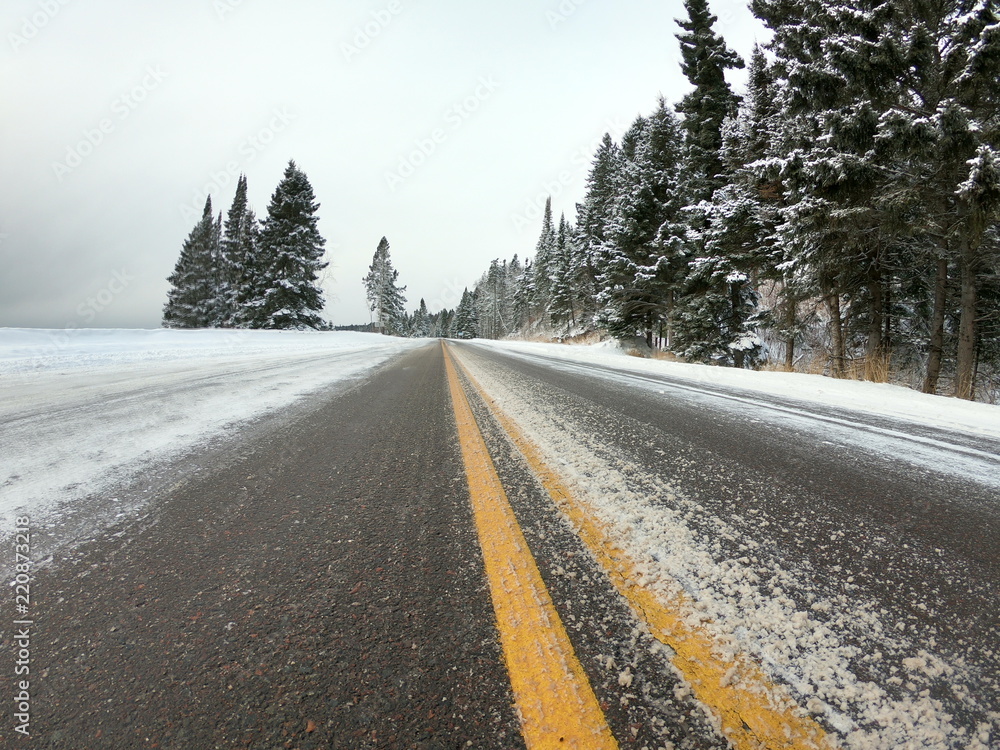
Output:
[
  {"xmin": 439, "ymin": 0, "xmax": 1000, "ymax": 401},
  {"xmin": 163, "ymin": 160, "xmax": 329, "ymax": 330}
]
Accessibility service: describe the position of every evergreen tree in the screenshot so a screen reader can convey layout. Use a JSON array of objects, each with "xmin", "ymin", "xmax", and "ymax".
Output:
[
  {"xmin": 549, "ymin": 214, "xmax": 577, "ymax": 329},
  {"xmin": 452, "ymin": 288, "xmax": 479, "ymax": 339},
  {"xmin": 217, "ymin": 175, "xmax": 250, "ymax": 327},
  {"xmin": 251, "ymin": 161, "xmax": 328, "ymax": 329},
  {"xmin": 576, "ymin": 134, "xmax": 625, "ymax": 324},
  {"xmin": 671, "ymin": 0, "xmax": 747, "ymax": 362},
  {"xmin": 530, "ymin": 197, "xmax": 557, "ymax": 318},
  {"xmin": 363, "ymin": 236, "xmax": 408, "ymax": 335},
  {"xmin": 411, "ymin": 298, "xmax": 430, "ymax": 338},
  {"xmin": 227, "ymin": 207, "xmax": 262, "ymax": 329},
  {"xmin": 675, "ymin": 0, "xmax": 744, "ymax": 202},
  {"xmin": 163, "ymin": 197, "xmax": 219, "ymax": 328},
  {"xmin": 597, "ymin": 105, "xmax": 686, "ymax": 348}
]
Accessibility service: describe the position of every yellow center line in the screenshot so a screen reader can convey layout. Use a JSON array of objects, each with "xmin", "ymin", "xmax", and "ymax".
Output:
[
  {"xmin": 449, "ymin": 345, "xmax": 839, "ymax": 750},
  {"xmin": 442, "ymin": 342, "xmax": 618, "ymax": 750}
]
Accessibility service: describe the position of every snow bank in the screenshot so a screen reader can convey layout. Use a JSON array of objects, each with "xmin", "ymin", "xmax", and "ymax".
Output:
[
  {"xmin": 0, "ymin": 328, "xmax": 423, "ymax": 540},
  {"xmin": 473, "ymin": 339, "xmax": 1000, "ymax": 441}
]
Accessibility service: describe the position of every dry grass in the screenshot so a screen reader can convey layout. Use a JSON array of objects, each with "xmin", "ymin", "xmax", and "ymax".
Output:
[{"xmin": 651, "ymin": 350, "xmax": 680, "ymax": 361}]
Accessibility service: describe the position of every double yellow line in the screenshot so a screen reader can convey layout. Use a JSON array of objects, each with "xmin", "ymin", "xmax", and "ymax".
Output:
[
  {"xmin": 443, "ymin": 342, "xmax": 618, "ymax": 749},
  {"xmin": 443, "ymin": 342, "xmax": 837, "ymax": 750}
]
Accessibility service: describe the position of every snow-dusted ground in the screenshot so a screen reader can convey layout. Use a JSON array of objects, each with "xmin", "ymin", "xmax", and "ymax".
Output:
[
  {"xmin": 476, "ymin": 339, "xmax": 1000, "ymax": 492},
  {"xmin": 0, "ymin": 328, "xmax": 422, "ymax": 546},
  {"xmin": 458, "ymin": 340, "xmax": 1000, "ymax": 750},
  {"xmin": 482, "ymin": 339, "xmax": 1000, "ymax": 442}
]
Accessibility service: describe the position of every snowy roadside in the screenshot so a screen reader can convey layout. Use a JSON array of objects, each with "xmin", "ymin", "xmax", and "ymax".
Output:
[
  {"xmin": 0, "ymin": 328, "xmax": 424, "ymax": 546},
  {"xmin": 474, "ymin": 339, "xmax": 1000, "ymax": 442}
]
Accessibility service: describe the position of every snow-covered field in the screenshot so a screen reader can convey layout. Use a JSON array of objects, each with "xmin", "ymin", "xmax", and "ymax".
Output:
[{"xmin": 0, "ymin": 328, "xmax": 422, "ymax": 545}]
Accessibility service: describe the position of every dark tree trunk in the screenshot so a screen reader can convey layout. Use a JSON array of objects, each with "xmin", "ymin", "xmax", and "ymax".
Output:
[
  {"xmin": 730, "ymin": 281, "xmax": 745, "ymax": 369},
  {"xmin": 826, "ymin": 290, "xmax": 845, "ymax": 378},
  {"xmin": 955, "ymin": 236, "xmax": 978, "ymax": 400},
  {"xmin": 784, "ymin": 285, "xmax": 796, "ymax": 371},
  {"xmin": 923, "ymin": 257, "xmax": 948, "ymax": 394},
  {"xmin": 865, "ymin": 259, "xmax": 886, "ymax": 381}
]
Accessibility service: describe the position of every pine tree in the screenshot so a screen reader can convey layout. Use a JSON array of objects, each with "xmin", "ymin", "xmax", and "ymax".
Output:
[
  {"xmin": 451, "ymin": 288, "xmax": 479, "ymax": 339},
  {"xmin": 675, "ymin": 0, "xmax": 744, "ymax": 203},
  {"xmin": 671, "ymin": 0, "xmax": 747, "ymax": 363},
  {"xmin": 251, "ymin": 160, "xmax": 329, "ymax": 330},
  {"xmin": 597, "ymin": 105, "xmax": 686, "ymax": 348},
  {"xmin": 549, "ymin": 214, "xmax": 577, "ymax": 329},
  {"xmin": 530, "ymin": 197, "xmax": 557, "ymax": 319},
  {"xmin": 163, "ymin": 197, "xmax": 219, "ymax": 328},
  {"xmin": 227, "ymin": 207, "xmax": 262, "ymax": 329},
  {"xmin": 363, "ymin": 237, "xmax": 408, "ymax": 335},
  {"xmin": 411, "ymin": 298, "xmax": 430, "ymax": 338},
  {"xmin": 576, "ymin": 134, "xmax": 625, "ymax": 324},
  {"xmin": 217, "ymin": 175, "xmax": 250, "ymax": 327}
]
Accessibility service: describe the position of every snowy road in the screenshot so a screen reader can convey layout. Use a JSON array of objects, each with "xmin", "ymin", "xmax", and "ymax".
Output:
[
  {"xmin": 455, "ymin": 340, "xmax": 1000, "ymax": 749},
  {"xmin": 1, "ymin": 332, "xmax": 997, "ymax": 748}
]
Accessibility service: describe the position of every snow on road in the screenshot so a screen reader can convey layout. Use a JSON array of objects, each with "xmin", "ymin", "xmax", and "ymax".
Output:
[
  {"xmin": 474, "ymin": 339, "xmax": 1000, "ymax": 492},
  {"xmin": 0, "ymin": 328, "xmax": 422, "ymax": 545},
  {"xmin": 459, "ymin": 340, "xmax": 1000, "ymax": 750}
]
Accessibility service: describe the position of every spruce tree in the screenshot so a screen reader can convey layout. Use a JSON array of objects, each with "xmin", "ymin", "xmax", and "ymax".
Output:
[
  {"xmin": 576, "ymin": 134, "xmax": 625, "ymax": 324},
  {"xmin": 252, "ymin": 160, "xmax": 328, "ymax": 330},
  {"xmin": 597, "ymin": 105, "xmax": 686, "ymax": 348},
  {"xmin": 163, "ymin": 197, "xmax": 219, "ymax": 328},
  {"xmin": 549, "ymin": 214, "xmax": 577, "ymax": 329},
  {"xmin": 675, "ymin": 0, "xmax": 744, "ymax": 202},
  {"xmin": 671, "ymin": 0, "xmax": 747, "ymax": 363},
  {"xmin": 363, "ymin": 236, "xmax": 407, "ymax": 335},
  {"xmin": 530, "ymin": 198, "xmax": 557, "ymax": 319},
  {"xmin": 452, "ymin": 288, "xmax": 479, "ymax": 339},
  {"xmin": 411, "ymin": 298, "xmax": 430, "ymax": 338},
  {"xmin": 217, "ymin": 175, "xmax": 250, "ymax": 327}
]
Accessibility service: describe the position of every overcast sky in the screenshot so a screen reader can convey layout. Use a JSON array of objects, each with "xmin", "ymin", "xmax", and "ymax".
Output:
[{"xmin": 1, "ymin": 0, "xmax": 766, "ymax": 329}]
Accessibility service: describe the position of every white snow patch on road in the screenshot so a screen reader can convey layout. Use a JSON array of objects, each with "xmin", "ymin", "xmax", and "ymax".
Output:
[{"xmin": 0, "ymin": 328, "xmax": 423, "ymax": 535}]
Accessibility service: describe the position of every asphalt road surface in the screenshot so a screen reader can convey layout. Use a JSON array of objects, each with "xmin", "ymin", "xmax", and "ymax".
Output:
[{"xmin": 1, "ymin": 341, "xmax": 997, "ymax": 749}]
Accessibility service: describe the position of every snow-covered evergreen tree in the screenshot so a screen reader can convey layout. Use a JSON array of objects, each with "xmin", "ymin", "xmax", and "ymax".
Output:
[
  {"xmin": 576, "ymin": 134, "xmax": 625, "ymax": 324},
  {"xmin": 451, "ymin": 288, "xmax": 479, "ymax": 339},
  {"xmin": 163, "ymin": 197, "xmax": 219, "ymax": 328},
  {"xmin": 549, "ymin": 214, "xmax": 578, "ymax": 329},
  {"xmin": 250, "ymin": 161, "xmax": 328, "ymax": 330},
  {"xmin": 675, "ymin": 0, "xmax": 744, "ymax": 203},
  {"xmin": 530, "ymin": 198, "xmax": 557, "ymax": 319},
  {"xmin": 363, "ymin": 236, "xmax": 408, "ymax": 335},
  {"xmin": 411, "ymin": 298, "xmax": 430, "ymax": 337},
  {"xmin": 597, "ymin": 105, "xmax": 686, "ymax": 348},
  {"xmin": 217, "ymin": 174, "xmax": 251, "ymax": 327}
]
